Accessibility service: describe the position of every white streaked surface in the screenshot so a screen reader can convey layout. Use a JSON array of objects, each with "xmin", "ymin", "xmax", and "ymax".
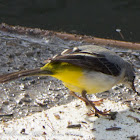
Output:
[{"xmin": 0, "ymin": 98, "xmax": 139, "ymax": 140}]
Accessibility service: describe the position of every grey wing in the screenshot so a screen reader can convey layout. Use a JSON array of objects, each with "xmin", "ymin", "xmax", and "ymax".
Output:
[{"xmin": 51, "ymin": 49, "xmax": 121, "ymax": 76}]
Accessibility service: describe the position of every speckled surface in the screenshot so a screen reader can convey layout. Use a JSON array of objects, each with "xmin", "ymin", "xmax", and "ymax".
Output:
[
  {"xmin": 0, "ymin": 29, "xmax": 140, "ymax": 124},
  {"xmin": 0, "ymin": 99, "xmax": 140, "ymax": 140},
  {"xmin": 0, "ymin": 31, "xmax": 87, "ymax": 121}
]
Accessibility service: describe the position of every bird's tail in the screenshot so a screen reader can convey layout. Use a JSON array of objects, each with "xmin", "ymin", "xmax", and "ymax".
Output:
[{"xmin": 0, "ymin": 68, "xmax": 52, "ymax": 83}]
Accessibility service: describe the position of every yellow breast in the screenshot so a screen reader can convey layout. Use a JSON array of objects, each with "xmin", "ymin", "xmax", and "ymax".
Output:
[
  {"xmin": 41, "ymin": 62, "xmax": 119, "ymax": 94},
  {"xmin": 52, "ymin": 63, "xmax": 84, "ymax": 92}
]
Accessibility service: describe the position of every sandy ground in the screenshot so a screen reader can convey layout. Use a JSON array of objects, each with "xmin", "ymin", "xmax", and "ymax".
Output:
[
  {"xmin": 0, "ymin": 29, "xmax": 140, "ymax": 139},
  {"xmin": 0, "ymin": 98, "xmax": 140, "ymax": 140}
]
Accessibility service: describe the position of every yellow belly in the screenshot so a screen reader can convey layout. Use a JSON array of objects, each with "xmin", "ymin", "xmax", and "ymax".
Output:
[
  {"xmin": 41, "ymin": 62, "xmax": 119, "ymax": 94},
  {"xmin": 53, "ymin": 67, "xmax": 118, "ymax": 94}
]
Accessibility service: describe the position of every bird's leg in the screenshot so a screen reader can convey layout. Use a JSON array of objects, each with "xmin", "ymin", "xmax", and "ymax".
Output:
[
  {"xmin": 70, "ymin": 90, "xmax": 106, "ymax": 115},
  {"xmin": 69, "ymin": 91, "xmax": 103, "ymax": 106},
  {"xmin": 81, "ymin": 90, "xmax": 102, "ymax": 117},
  {"xmin": 70, "ymin": 90, "xmax": 117, "ymax": 119},
  {"xmin": 82, "ymin": 91, "xmax": 104, "ymax": 106},
  {"xmin": 81, "ymin": 90, "xmax": 117, "ymax": 119},
  {"xmin": 69, "ymin": 91, "xmax": 89, "ymax": 104}
]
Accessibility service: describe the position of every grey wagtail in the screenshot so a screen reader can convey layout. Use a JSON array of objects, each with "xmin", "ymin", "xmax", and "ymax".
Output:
[{"xmin": 0, "ymin": 45, "xmax": 137, "ymax": 118}]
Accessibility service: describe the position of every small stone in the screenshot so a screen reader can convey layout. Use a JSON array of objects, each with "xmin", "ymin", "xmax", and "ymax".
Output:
[{"xmin": 19, "ymin": 84, "xmax": 27, "ymax": 91}]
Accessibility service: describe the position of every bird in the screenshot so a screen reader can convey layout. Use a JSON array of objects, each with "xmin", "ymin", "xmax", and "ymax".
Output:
[{"xmin": 0, "ymin": 45, "xmax": 137, "ymax": 118}]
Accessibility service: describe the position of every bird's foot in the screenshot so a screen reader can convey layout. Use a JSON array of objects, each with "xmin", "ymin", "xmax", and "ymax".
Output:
[
  {"xmin": 70, "ymin": 90, "xmax": 117, "ymax": 120},
  {"xmin": 86, "ymin": 98, "xmax": 117, "ymax": 119},
  {"xmin": 87, "ymin": 106, "xmax": 117, "ymax": 120},
  {"xmin": 87, "ymin": 109, "xmax": 117, "ymax": 120}
]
